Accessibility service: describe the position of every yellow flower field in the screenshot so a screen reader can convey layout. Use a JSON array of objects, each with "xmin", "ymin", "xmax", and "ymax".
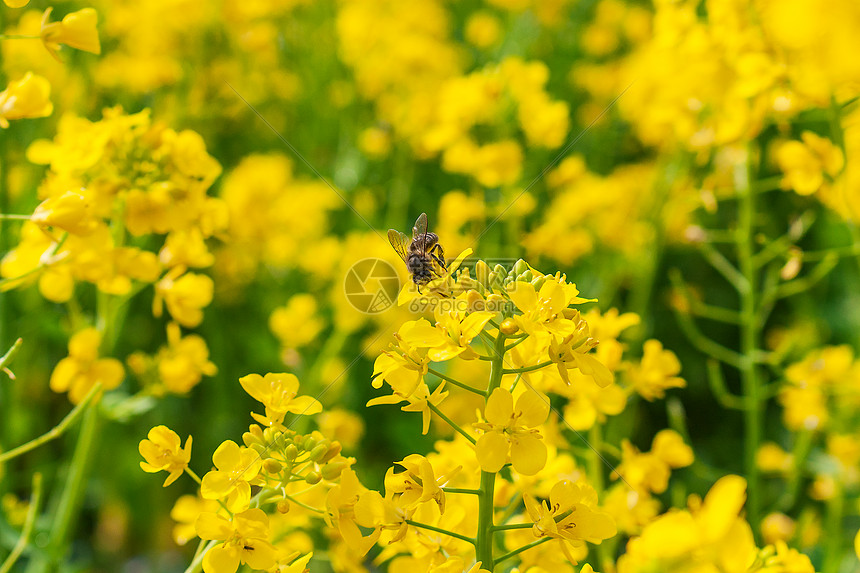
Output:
[{"xmin": 1, "ymin": 1, "xmax": 860, "ymax": 572}]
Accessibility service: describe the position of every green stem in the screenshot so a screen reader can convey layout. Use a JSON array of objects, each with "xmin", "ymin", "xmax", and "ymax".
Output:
[
  {"xmin": 442, "ymin": 487, "xmax": 481, "ymax": 495},
  {"xmin": 501, "ymin": 361, "xmax": 553, "ymax": 374},
  {"xmin": 0, "ymin": 337, "xmax": 22, "ymax": 374},
  {"xmin": 777, "ymin": 430, "xmax": 815, "ymax": 512},
  {"xmin": 491, "ymin": 522, "xmax": 533, "ymax": 531},
  {"xmin": 0, "ymin": 473, "xmax": 43, "ymax": 573},
  {"xmin": 183, "ymin": 540, "xmax": 218, "ymax": 573},
  {"xmin": 428, "ymin": 367, "xmax": 485, "ymax": 396},
  {"xmin": 736, "ymin": 149, "xmax": 763, "ymax": 537},
  {"xmin": 282, "ymin": 494, "xmax": 325, "ymax": 514},
  {"xmin": 405, "ymin": 520, "xmax": 476, "ymax": 545},
  {"xmin": 476, "ymin": 332, "xmax": 506, "ymax": 570},
  {"xmin": 28, "ymin": 398, "xmax": 102, "ymax": 573},
  {"xmin": 185, "ymin": 467, "xmax": 203, "ymax": 485},
  {"xmin": 821, "ymin": 481, "xmax": 844, "ymax": 573},
  {"xmin": 586, "ymin": 425, "xmax": 605, "ymax": 493},
  {"xmin": 494, "ymin": 537, "xmax": 552, "ymax": 565},
  {"xmin": 587, "ymin": 424, "xmax": 612, "ymax": 571},
  {"xmin": 0, "ymin": 383, "xmax": 101, "ymax": 464},
  {"xmin": 428, "ymin": 402, "xmax": 476, "ymax": 445}
]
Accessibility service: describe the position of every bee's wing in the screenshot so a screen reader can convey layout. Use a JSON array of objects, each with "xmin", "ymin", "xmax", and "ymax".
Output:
[
  {"xmin": 412, "ymin": 212, "xmax": 428, "ymax": 254},
  {"xmin": 388, "ymin": 229, "xmax": 411, "ymax": 262}
]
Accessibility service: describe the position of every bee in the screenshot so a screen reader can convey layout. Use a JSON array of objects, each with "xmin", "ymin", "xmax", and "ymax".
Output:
[{"xmin": 388, "ymin": 212, "xmax": 446, "ymax": 291}]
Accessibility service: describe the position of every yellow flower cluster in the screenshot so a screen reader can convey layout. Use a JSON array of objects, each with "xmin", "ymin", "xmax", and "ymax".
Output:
[
  {"xmin": 524, "ymin": 157, "xmax": 697, "ymax": 264},
  {"xmin": 215, "ymin": 153, "xmax": 340, "ymax": 291},
  {"xmin": 778, "ymin": 345, "xmax": 860, "ymax": 432},
  {"xmin": 2, "ymin": 108, "xmax": 224, "ymax": 320},
  {"xmin": 336, "ymin": 0, "xmax": 570, "ymax": 186},
  {"xmin": 617, "ymin": 476, "xmax": 814, "ymax": 573},
  {"xmin": 139, "ymin": 373, "xmax": 344, "ymax": 573},
  {"xmin": 611, "ymin": 0, "xmax": 860, "ymax": 151}
]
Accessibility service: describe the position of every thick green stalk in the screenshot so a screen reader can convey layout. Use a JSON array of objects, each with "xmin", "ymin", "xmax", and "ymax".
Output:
[
  {"xmin": 736, "ymin": 151, "xmax": 762, "ymax": 534},
  {"xmin": 587, "ymin": 424, "xmax": 613, "ymax": 571},
  {"xmin": 821, "ymin": 481, "xmax": 844, "ymax": 573},
  {"xmin": 26, "ymin": 400, "xmax": 102, "ymax": 573},
  {"xmin": 475, "ymin": 332, "xmax": 507, "ymax": 570}
]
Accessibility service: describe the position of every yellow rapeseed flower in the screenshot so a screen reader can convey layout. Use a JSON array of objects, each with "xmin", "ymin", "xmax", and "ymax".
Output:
[
  {"xmin": 324, "ymin": 467, "xmax": 381, "ymax": 556},
  {"xmin": 49, "ymin": 327, "xmax": 123, "ymax": 403},
  {"xmin": 239, "ymin": 372, "xmax": 322, "ymax": 428},
  {"xmin": 0, "ymin": 72, "xmax": 52, "ymax": 128},
  {"xmin": 523, "ymin": 480, "xmax": 617, "ymax": 563},
  {"xmin": 40, "ymin": 7, "xmax": 101, "ymax": 60},
  {"xmin": 777, "ymin": 132, "xmax": 844, "ymax": 195},
  {"xmin": 616, "ymin": 475, "xmax": 759, "ymax": 573},
  {"xmin": 138, "ymin": 425, "xmax": 192, "ymax": 487},
  {"xmin": 474, "ymin": 387, "xmax": 550, "ymax": 475},
  {"xmin": 169, "ymin": 494, "xmax": 220, "ymax": 546},
  {"xmin": 196, "ymin": 508, "xmax": 278, "ymax": 573},
  {"xmin": 157, "ymin": 322, "xmax": 217, "ymax": 395},
  {"xmin": 153, "ymin": 266, "xmax": 214, "ymax": 328},
  {"xmin": 626, "ymin": 340, "xmax": 686, "ymax": 400},
  {"xmin": 269, "ymin": 294, "xmax": 324, "ymax": 351},
  {"xmin": 30, "ymin": 191, "xmax": 99, "ymax": 236},
  {"xmin": 465, "ymin": 12, "xmax": 501, "ymax": 49},
  {"xmin": 200, "ymin": 440, "xmax": 262, "ymax": 513}
]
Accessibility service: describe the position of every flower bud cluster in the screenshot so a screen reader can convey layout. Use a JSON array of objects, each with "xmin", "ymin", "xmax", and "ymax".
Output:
[
  {"xmin": 242, "ymin": 425, "xmax": 350, "ymax": 487},
  {"xmin": 473, "ymin": 259, "xmax": 548, "ymax": 297}
]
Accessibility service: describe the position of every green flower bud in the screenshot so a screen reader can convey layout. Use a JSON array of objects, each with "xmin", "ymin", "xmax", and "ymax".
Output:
[
  {"xmin": 310, "ymin": 441, "xmax": 330, "ymax": 463},
  {"xmin": 499, "ymin": 318, "xmax": 518, "ymax": 335},
  {"xmin": 305, "ymin": 471, "xmax": 322, "ymax": 485},
  {"xmin": 320, "ymin": 441, "xmax": 342, "ymax": 464},
  {"xmin": 250, "ymin": 443, "xmax": 267, "ymax": 455},
  {"xmin": 263, "ymin": 459, "xmax": 282, "ymax": 474},
  {"xmin": 475, "ymin": 260, "xmax": 491, "ymax": 285},
  {"xmin": 513, "ymin": 259, "xmax": 528, "ymax": 275},
  {"xmin": 321, "ymin": 460, "xmax": 349, "ymax": 480},
  {"xmin": 284, "ymin": 444, "xmax": 299, "ymax": 461}
]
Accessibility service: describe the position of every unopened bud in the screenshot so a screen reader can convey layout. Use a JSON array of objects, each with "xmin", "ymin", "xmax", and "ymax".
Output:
[
  {"xmin": 277, "ymin": 500, "xmax": 290, "ymax": 514},
  {"xmin": 262, "ymin": 427, "xmax": 277, "ymax": 444},
  {"xmin": 321, "ymin": 460, "xmax": 349, "ymax": 480},
  {"xmin": 250, "ymin": 443, "xmax": 266, "ymax": 454},
  {"xmin": 310, "ymin": 442, "xmax": 330, "ymax": 463},
  {"xmin": 305, "ymin": 471, "xmax": 322, "ymax": 484},
  {"xmin": 320, "ymin": 441, "xmax": 342, "ymax": 464},
  {"xmin": 780, "ymin": 249, "xmax": 802, "ymax": 280},
  {"xmin": 499, "ymin": 318, "xmax": 518, "ymax": 336},
  {"xmin": 513, "ymin": 259, "xmax": 528, "ymax": 275},
  {"xmin": 263, "ymin": 459, "xmax": 282, "ymax": 474},
  {"xmin": 475, "ymin": 260, "xmax": 491, "ymax": 285},
  {"xmin": 285, "ymin": 444, "xmax": 299, "ymax": 461}
]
